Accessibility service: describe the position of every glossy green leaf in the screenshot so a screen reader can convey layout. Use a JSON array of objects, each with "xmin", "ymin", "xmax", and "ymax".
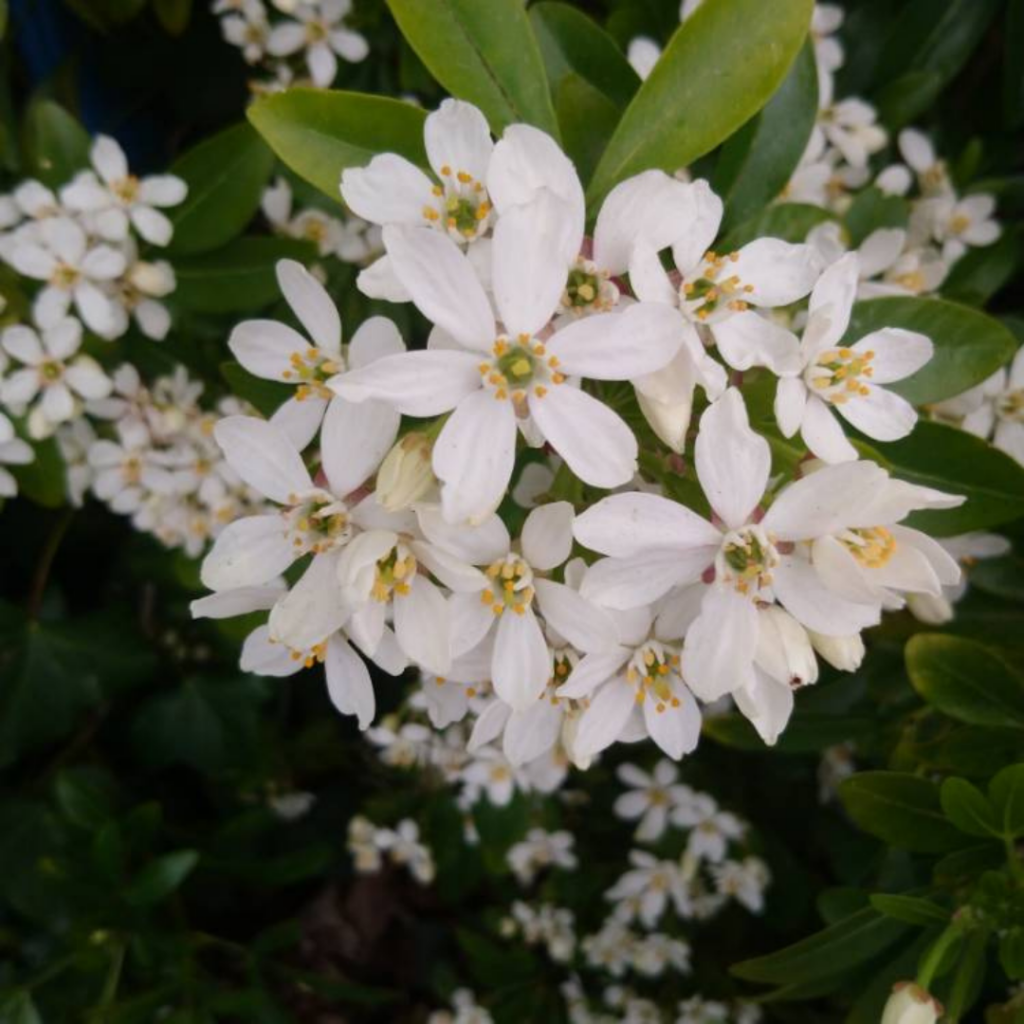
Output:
[
  {"xmin": 844, "ymin": 297, "xmax": 1018, "ymax": 405},
  {"xmin": 731, "ymin": 906, "xmax": 910, "ymax": 984},
  {"xmin": 553, "ymin": 74, "xmax": 622, "ymax": 189},
  {"xmin": 990, "ymin": 763, "xmax": 1024, "ymax": 838},
  {"xmin": 1000, "ymin": 929, "xmax": 1024, "ymax": 981},
  {"xmin": 907, "ymin": 634, "xmax": 1024, "ymax": 729},
  {"xmin": 869, "ymin": 893, "xmax": 951, "ymax": 927},
  {"xmin": 54, "ymin": 767, "xmax": 119, "ymax": 831},
  {"xmin": 722, "ymin": 201, "xmax": 834, "ymax": 250},
  {"xmin": 716, "ymin": 40, "xmax": 819, "ymax": 231},
  {"xmin": 7, "ymin": 434, "xmax": 66, "ymax": 508},
  {"xmin": 866, "ymin": 421, "xmax": 1024, "ymax": 536},
  {"xmin": 529, "ymin": 2, "xmax": 639, "ymax": 110},
  {"xmin": 0, "ymin": 992, "xmax": 42, "ymax": 1024},
  {"xmin": 945, "ymin": 929, "xmax": 989, "ymax": 1020},
  {"xmin": 839, "ymin": 772, "xmax": 967, "ymax": 853},
  {"xmin": 124, "ymin": 849, "xmax": 199, "ymax": 906},
  {"xmin": 587, "ymin": 0, "xmax": 814, "ymax": 208},
  {"xmin": 248, "ymin": 88, "xmax": 427, "ymax": 203},
  {"xmin": 21, "ymin": 99, "xmax": 90, "ymax": 188},
  {"xmin": 703, "ymin": 711, "xmax": 874, "ymax": 753},
  {"xmin": 940, "ymin": 778, "xmax": 1002, "ymax": 839},
  {"xmin": 173, "ymin": 237, "xmax": 315, "ymax": 314},
  {"xmin": 843, "ymin": 186, "xmax": 909, "ymax": 247},
  {"xmin": 167, "ymin": 122, "xmax": 274, "ymax": 255},
  {"xmin": 942, "ymin": 225, "xmax": 1023, "ymax": 306},
  {"xmin": 385, "ymin": 0, "xmax": 558, "ymax": 137}
]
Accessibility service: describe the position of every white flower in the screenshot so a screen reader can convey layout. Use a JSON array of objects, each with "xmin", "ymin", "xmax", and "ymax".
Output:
[
  {"xmin": 229, "ymin": 258, "xmax": 404, "ymax": 450},
  {"xmin": 913, "ymin": 192, "xmax": 1001, "ymax": 263},
  {"xmin": 1, "ymin": 318, "xmax": 111, "ymax": 438},
  {"xmin": 507, "ymin": 828, "xmax": 577, "ymax": 886},
  {"xmin": 7, "ymin": 217, "xmax": 127, "ymax": 337},
  {"xmin": 61, "ymin": 136, "xmax": 187, "ymax": 246},
  {"xmin": 266, "ymin": 0, "xmax": 368, "ymax": 86},
  {"xmin": 0, "ymin": 433, "xmax": 32, "ymax": 497},
  {"xmin": 89, "ymin": 417, "xmax": 175, "ymax": 513},
  {"xmin": 881, "ymin": 983, "xmax": 942, "ymax": 1024},
  {"xmin": 674, "ymin": 792, "xmax": 745, "ymax": 863},
  {"xmin": 333, "ymin": 219, "xmax": 681, "ymax": 522},
  {"xmin": 220, "ymin": 0, "xmax": 271, "ymax": 64},
  {"xmin": 428, "ymin": 989, "xmax": 494, "ymax": 1024},
  {"xmin": 711, "ymin": 856, "xmax": 770, "ymax": 912},
  {"xmin": 816, "ymin": 99, "xmax": 887, "ymax": 169},
  {"xmin": 771, "ymin": 253, "xmax": 934, "ymax": 462},
  {"xmin": 675, "ymin": 996, "xmax": 730, "ymax": 1024},
  {"xmin": 898, "ymin": 129, "xmax": 953, "ymax": 196},
  {"xmin": 606, "ymin": 851, "xmax": 689, "ymax": 928},
  {"xmin": 630, "ymin": 933, "xmax": 691, "ymax": 977},
  {"xmin": 375, "ymin": 818, "xmax": 436, "ymax": 884},
  {"xmin": 613, "ymin": 761, "xmax": 695, "ymax": 842},
  {"xmin": 116, "ymin": 251, "xmax": 177, "ymax": 341}
]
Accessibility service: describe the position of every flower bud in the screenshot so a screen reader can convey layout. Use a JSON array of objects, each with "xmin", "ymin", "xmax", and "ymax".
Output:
[
  {"xmin": 881, "ymin": 982, "xmax": 942, "ymax": 1024},
  {"xmin": 809, "ymin": 631, "xmax": 865, "ymax": 672},
  {"xmin": 906, "ymin": 592, "xmax": 954, "ymax": 625},
  {"xmin": 376, "ymin": 433, "xmax": 435, "ymax": 511}
]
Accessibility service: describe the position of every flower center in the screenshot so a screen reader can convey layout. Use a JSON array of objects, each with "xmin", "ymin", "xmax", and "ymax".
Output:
[
  {"xmin": 283, "ymin": 490, "xmax": 351, "ymax": 555},
  {"xmin": 806, "ymin": 346, "xmax": 875, "ymax": 404},
  {"xmin": 51, "ymin": 261, "xmax": 79, "ymax": 290},
  {"xmin": 39, "ymin": 359, "xmax": 64, "ymax": 384},
  {"xmin": 625, "ymin": 641, "xmax": 683, "ymax": 713},
  {"xmin": 305, "ymin": 19, "xmax": 328, "ymax": 43},
  {"xmin": 372, "ymin": 544, "xmax": 417, "ymax": 601},
  {"xmin": 680, "ymin": 250, "xmax": 753, "ymax": 321},
  {"xmin": 422, "ymin": 165, "xmax": 492, "ymax": 242},
  {"xmin": 280, "ymin": 346, "xmax": 343, "ymax": 400},
  {"xmin": 112, "ymin": 175, "xmax": 140, "ymax": 204},
  {"xmin": 998, "ymin": 388, "xmax": 1024, "ymax": 423},
  {"xmin": 561, "ymin": 257, "xmax": 617, "ymax": 315},
  {"xmin": 480, "ymin": 555, "xmax": 534, "ymax": 617},
  {"xmin": 477, "ymin": 335, "xmax": 564, "ymax": 406},
  {"xmin": 842, "ymin": 526, "xmax": 896, "ymax": 568},
  {"xmin": 716, "ymin": 526, "xmax": 779, "ymax": 596}
]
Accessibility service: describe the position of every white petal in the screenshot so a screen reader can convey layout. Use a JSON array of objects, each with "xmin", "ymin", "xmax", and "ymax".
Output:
[
  {"xmin": 3, "ymin": 326, "xmax": 44, "ymax": 364},
  {"xmin": 694, "ymin": 389, "xmax": 769, "ymax": 529},
  {"xmin": 383, "ymin": 225, "xmax": 494, "ymax": 350},
  {"xmin": 92, "ymin": 135, "xmax": 128, "ymax": 183},
  {"xmin": 534, "ymin": 579, "xmax": 617, "ymax": 653},
  {"xmin": 190, "ymin": 584, "xmax": 285, "ymax": 619},
  {"xmin": 424, "ymin": 99, "xmax": 493, "ymax": 183},
  {"xmin": 731, "ymin": 239, "xmax": 821, "ymax": 307},
  {"xmin": 548, "ymin": 302, "xmax": 682, "ymax": 380},
  {"xmin": 320, "ymin": 396, "xmax": 399, "ymax": 496},
  {"xmin": 643, "ymin": 685, "xmax": 701, "ymax": 759},
  {"xmin": 65, "ymin": 360, "xmax": 112, "ymax": 400},
  {"xmin": 670, "ymin": 179, "xmax": 723, "ymax": 274},
  {"xmin": 852, "ymin": 328, "xmax": 932, "ymax": 384},
  {"xmin": 629, "ymin": 243, "xmax": 678, "ymax": 305},
  {"xmin": 130, "ymin": 206, "xmax": 173, "ymax": 247},
  {"xmin": 835, "ymin": 385, "xmax": 917, "ymax": 441},
  {"xmin": 574, "ymin": 681, "xmax": 636, "ymax": 759},
  {"xmin": 774, "ymin": 376, "xmax": 808, "ymax": 438},
  {"xmin": 394, "ymin": 576, "xmax": 451, "ymax": 675},
  {"xmin": 341, "ymin": 154, "xmax": 433, "ymax": 226},
  {"xmin": 468, "ymin": 700, "xmax": 511, "ymax": 751},
  {"xmin": 201, "ymin": 514, "xmax": 294, "ymax": 590},
  {"xmin": 492, "ymin": 189, "xmax": 577, "ymax": 336},
  {"xmin": 682, "ymin": 587, "xmax": 758, "ymax": 701},
  {"xmin": 228, "ymin": 319, "xmax": 308, "ymax": 380},
  {"xmin": 307, "ymin": 41, "xmax": 337, "ymax": 86},
  {"xmin": 771, "ymin": 554, "xmax": 880, "ymax": 635},
  {"xmin": 734, "ymin": 670, "xmax": 794, "ymax": 746},
  {"xmin": 806, "ymin": 252, "xmax": 859, "ymax": 354},
  {"xmin": 138, "ymin": 175, "xmax": 187, "ymax": 207},
  {"xmin": 891, "ymin": 525, "xmax": 961, "ymax": 587},
  {"xmin": 356, "ymin": 255, "xmax": 412, "ymax": 302},
  {"xmin": 574, "ymin": 491, "xmax": 720, "ymax": 558},
  {"xmin": 580, "ymin": 549, "xmax": 715, "ymax": 609},
  {"xmin": 504, "ymin": 700, "xmax": 563, "ymax": 765},
  {"xmin": 521, "ymin": 501, "xmax": 574, "ymax": 570},
  {"xmin": 800, "ymin": 395, "xmax": 857, "ymax": 463},
  {"xmin": 811, "ymin": 535, "xmax": 884, "ymax": 604},
  {"xmin": 434, "ymin": 389, "xmax": 517, "ymax": 524},
  {"xmin": 712, "ymin": 312, "xmax": 801, "ymax": 375},
  {"xmin": 241, "ymin": 625, "xmax": 300, "ymax": 677},
  {"xmin": 325, "ymin": 635, "xmax": 375, "ymax": 729},
  {"xmin": 268, "ymin": 551, "xmax": 349, "ymax": 650},
  {"xmin": 492, "ymin": 606, "xmax": 551, "ymax": 710},
  {"xmin": 556, "ymin": 647, "xmax": 631, "ymax": 699},
  {"xmin": 270, "ymin": 394, "xmax": 327, "ymax": 451},
  {"xmin": 214, "ymin": 415, "xmax": 313, "ymax": 503},
  {"xmin": 416, "ymin": 505, "xmax": 510, "ymax": 563},
  {"xmin": 528, "ymin": 386, "xmax": 637, "ymax": 489},
  {"xmin": 347, "ymin": 316, "xmax": 406, "ymax": 368},
  {"xmin": 43, "ymin": 318, "xmax": 82, "ymax": 360},
  {"xmin": 330, "ymin": 349, "xmax": 481, "ymax": 417},
  {"xmin": 276, "ymin": 259, "xmax": 341, "ymax": 352},
  {"xmin": 449, "ymin": 591, "xmax": 497, "ymax": 658}
]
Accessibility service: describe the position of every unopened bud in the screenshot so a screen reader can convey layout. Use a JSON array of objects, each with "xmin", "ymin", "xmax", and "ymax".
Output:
[
  {"xmin": 881, "ymin": 982, "xmax": 942, "ymax": 1024},
  {"xmin": 376, "ymin": 433, "xmax": 435, "ymax": 511},
  {"xmin": 809, "ymin": 631, "xmax": 865, "ymax": 672},
  {"xmin": 636, "ymin": 392, "xmax": 692, "ymax": 454}
]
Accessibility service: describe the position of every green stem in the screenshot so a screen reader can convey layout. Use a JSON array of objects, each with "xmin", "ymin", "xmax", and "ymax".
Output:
[
  {"xmin": 917, "ymin": 924, "xmax": 962, "ymax": 991},
  {"xmin": 28, "ymin": 509, "xmax": 74, "ymax": 620},
  {"xmin": 98, "ymin": 942, "xmax": 125, "ymax": 1007}
]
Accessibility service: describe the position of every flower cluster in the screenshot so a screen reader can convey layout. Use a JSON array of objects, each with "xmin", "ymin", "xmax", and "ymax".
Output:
[
  {"xmin": 346, "ymin": 814, "xmax": 436, "ymax": 884},
  {"xmin": 195, "ymin": 97, "xmax": 968, "ymax": 768},
  {"xmin": 213, "ymin": 0, "xmax": 368, "ymax": 91}
]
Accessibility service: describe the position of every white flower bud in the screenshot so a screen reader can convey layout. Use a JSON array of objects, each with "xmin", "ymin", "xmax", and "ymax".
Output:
[
  {"xmin": 809, "ymin": 631, "xmax": 865, "ymax": 672},
  {"xmin": 881, "ymin": 983, "xmax": 942, "ymax": 1024},
  {"xmin": 376, "ymin": 433, "xmax": 435, "ymax": 511}
]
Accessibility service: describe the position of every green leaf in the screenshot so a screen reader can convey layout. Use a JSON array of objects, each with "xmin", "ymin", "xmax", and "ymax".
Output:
[
  {"xmin": 722, "ymin": 201, "xmax": 834, "ymax": 250},
  {"xmin": 173, "ymin": 237, "xmax": 316, "ymax": 314},
  {"xmin": 703, "ymin": 711, "xmax": 874, "ymax": 753},
  {"xmin": 153, "ymin": 0, "xmax": 192, "ymax": 34},
  {"xmin": 843, "ymin": 187, "xmax": 909, "ymax": 247},
  {"xmin": 942, "ymin": 226, "xmax": 1023, "ymax": 306},
  {"xmin": 940, "ymin": 778, "xmax": 1002, "ymax": 839},
  {"xmin": 220, "ymin": 361, "xmax": 291, "ymax": 419},
  {"xmin": 716, "ymin": 40, "xmax": 819, "ymax": 231},
  {"xmin": 124, "ymin": 849, "xmax": 199, "ymax": 906},
  {"xmin": 907, "ymin": 634, "xmax": 1024, "ymax": 729},
  {"xmin": 1000, "ymin": 929, "xmax": 1024, "ymax": 981},
  {"xmin": 945, "ymin": 929, "xmax": 989, "ymax": 1020},
  {"xmin": 8, "ymin": 434, "xmax": 66, "ymax": 508},
  {"xmin": 587, "ymin": 0, "xmax": 814, "ymax": 208},
  {"xmin": 844, "ymin": 297, "xmax": 1018, "ymax": 406},
  {"xmin": 869, "ymin": 893, "xmax": 951, "ymax": 927},
  {"xmin": 552, "ymin": 74, "xmax": 622, "ymax": 189},
  {"xmin": 868, "ymin": 421, "xmax": 1024, "ymax": 536},
  {"xmin": 0, "ymin": 992, "xmax": 42, "ymax": 1024},
  {"xmin": 54, "ymin": 767, "xmax": 119, "ymax": 830},
  {"xmin": 21, "ymin": 99, "xmax": 90, "ymax": 187},
  {"xmin": 248, "ymin": 88, "xmax": 427, "ymax": 203},
  {"xmin": 529, "ymin": 2, "xmax": 639, "ymax": 110},
  {"xmin": 839, "ymin": 772, "xmax": 967, "ymax": 853},
  {"xmin": 167, "ymin": 122, "xmax": 274, "ymax": 256},
  {"xmin": 385, "ymin": 0, "xmax": 558, "ymax": 138},
  {"xmin": 990, "ymin": 764, "xmax": 1024, "ymax": 838},
  {"xmin": 731, "ymin": 906, "xmax": 910, "ymax": 984}
]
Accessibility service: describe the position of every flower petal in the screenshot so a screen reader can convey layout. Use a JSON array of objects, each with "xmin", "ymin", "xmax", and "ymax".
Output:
[
  {"xmin": 348, "ymin": 316, "xmax": 406, "ymax": 368},
  {"xmin": 835, "ymin": 385, "xmax": 918, "ymax": 442},
  {"xmin": 214, "ymin": 415, "xmax": 313, "ymax": 503},
  {"xmin": 535, "ymin": 578, "xmax": 618, "ymax": 653},
  {"xmin": 574, "ymin": 681, "xmax": 636, "ymax": 760},
  {"xmin": 682, "ymin": 586, "xmax": 758, "ymax": 701},
  {"xmin": 201, "ymin": 514, "xmax": 294, "ymax": 590},
  {"xmin": 276, "ymin": 259, "xmax": 341, "ymax": 352},
  {"xmin": 731, "ymin": 238, "xmax": 821, "ymax": 307},
  {"xmin": 580, "ymin": 549, "xmax": 714, "ymax": 609},
  {"xmin": 521, "ymin": 501, "xmax": 574, "ymax": 570},
  {"xmin": 492, "ymin": 606, "xmax": 551, "ymax": 710},
  {"xmin": 712, "ymin": 311, "xmax": 801, "ymax": 374},
  {"xmin": 424, "ymin": 99, "xmax": 493, "ymax": 183},
  {"xmin": 321, "ymin": 396, "xmax": 400, "ymax": 496},
  {"xmin": 852, "ymin": 327, "xmax": 932, "ymax": 384},
  {"xmin": 394, "ymin": 576, "xmax": 451, "ymax": 675},
  {"xmin": 800, "ymin": 394, "xmax": 857, "ymax": 463},
  {"xmin": 325, "ymin": 635, "xmax": 375, "ymax": 729},
  {"xmin": 341, "ymin": 153, "xmax": 434, "ymax": 226}
]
